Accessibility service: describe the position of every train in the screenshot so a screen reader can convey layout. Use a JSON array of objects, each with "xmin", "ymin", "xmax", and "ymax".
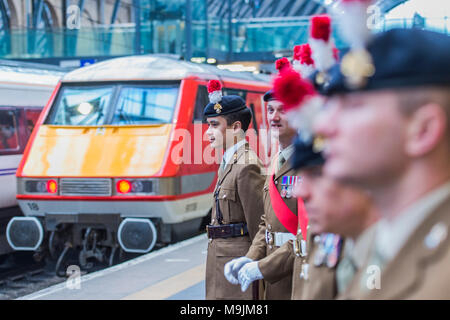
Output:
[
  {"xmin": 0, "ymin": 60, "xmax": 65, "ymax": 257},
  {"xmin": 7, "ymin": 55, "xmax": 272, "ymax": 273}
]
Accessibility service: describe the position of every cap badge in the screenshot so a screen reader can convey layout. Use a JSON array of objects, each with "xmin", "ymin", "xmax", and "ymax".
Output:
[
  {"xmin": 313, "ymin": 136, "xmax": 326, "ymax": 153},
  {"xmin": 315, "ymin": 71, "xmax": 328, "ymax": 86},
  {"xmin": 340, "ymin": 48, "xmax": 375, "ymax": 90},
  {"xmin": 214, "ymin": 103, "xmax": 222, "ymax": 114}
]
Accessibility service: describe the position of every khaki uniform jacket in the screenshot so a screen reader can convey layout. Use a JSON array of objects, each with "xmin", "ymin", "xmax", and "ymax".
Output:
[
  {"xmin": 343, "ymin": 193, "xmax": 450, "ymax": 300},
  {"xmin": 291, "ymin": 232, "xmax": 341, "ymax": 300},
  {"xmin": 245, "ymin": 157, "xmax": 298, "ymax": 300},
  {"xmin": 205, "ymin": 142, "xmax": 265, "ymax": 300}
]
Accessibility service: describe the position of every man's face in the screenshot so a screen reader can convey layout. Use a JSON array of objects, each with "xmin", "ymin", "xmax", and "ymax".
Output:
[
  {"xmin": 206, "ymin": 116, "xmax": 237, "ymax": 150},
  {"xmin": 294, "ymin": 166, "xmax": 373, "ymax": 237},
  {"xmin": 267, "ymin": 100, "xmax": 296, "ymax": 142},
  {"xmin": 314, "ymin": 90, "xmax": 409, "ymax": 188}
]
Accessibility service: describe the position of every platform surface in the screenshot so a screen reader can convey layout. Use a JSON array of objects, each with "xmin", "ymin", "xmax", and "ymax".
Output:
[{"xmin": 19, "ymin": 234, "xmax": 208, "ymax": 300}]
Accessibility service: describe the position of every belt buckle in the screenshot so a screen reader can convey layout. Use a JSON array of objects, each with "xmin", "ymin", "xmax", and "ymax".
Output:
[{"xmin": 265, "ymin": 229, "xmax": 274, "ymax": 246}]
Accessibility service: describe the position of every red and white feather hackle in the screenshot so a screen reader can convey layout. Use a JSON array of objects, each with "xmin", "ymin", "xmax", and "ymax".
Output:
[
  {"xmin": 272, "ymin": 68, "xmax": 322, "ymax": 142},
  {"xmin": 309, "ymin": 14, "xmax": 337, "ymax": 72},
  {"xmin": 293, "ymin": 44, "xmax": 316, "ymax": 78},
  {"xmin": 331, "ymin": 0, "xmax": 373, "ymax": 49},
  {"xmin": 207, "ymin": 79, "xmax": 222, "ymax": 104},
  {"xmin": 275, "ymin": 57, "xmax": 291, "ymax": 73}
]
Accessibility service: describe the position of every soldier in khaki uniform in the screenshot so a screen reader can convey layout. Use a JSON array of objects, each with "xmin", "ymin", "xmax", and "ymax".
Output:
[
  {"xmin": 204, "ymin": 80, "xmax": 265, "ymax": 300},
  {"xmin": 289, "ymin": 135, "xmax": 378, "ymax": 299},
  {"xmin": 315, "ymin": 28, "xmax": 450, "ymax": 299},
  {"xmin": 223, "ymin": 90, "xmax": 299, "ymax": 299}
]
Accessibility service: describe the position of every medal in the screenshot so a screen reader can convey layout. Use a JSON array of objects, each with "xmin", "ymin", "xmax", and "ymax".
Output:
[
  {"xmin": 285, "ymin": 185, "xmax": 292, "ymax": 198},
  {"xmin": 326, "ymin": 235, "xmax": 342, "ymax": 268},
  {"xmin": 280, "ymin": 186, "xmax": 287, "ymax": 198},
  {"xmin": 299, "ymin": 263, "xmax": 309, "ymax": 280},
  {"xmin": 313, "ymin": 237, "xmax": 327, "ymax": 267}
]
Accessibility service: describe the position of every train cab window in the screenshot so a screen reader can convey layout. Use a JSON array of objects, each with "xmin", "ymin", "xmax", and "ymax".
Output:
[
  {"xmin": 193, "ymin": 85, "xmax": 208, "ymax": 122},
  {"xmin": 112, "ymin": 86, "xmax": 179, "ymax": 125},
  {"xmin": 0, "ymin": 110, "xmax": 19, "ymax": 151},
  {"xmin": 47, "ymin": 86, "xmax": 113, "ymax": 126}
]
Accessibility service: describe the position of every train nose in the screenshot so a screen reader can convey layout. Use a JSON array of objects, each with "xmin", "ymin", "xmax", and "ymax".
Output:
[
  {"xmin": 117, "ymin": 218, "xmax": 157, "ymax": 253},
  {"xmin": 6, "ymin": 217, "xmax": 44, "ymax": 251}
]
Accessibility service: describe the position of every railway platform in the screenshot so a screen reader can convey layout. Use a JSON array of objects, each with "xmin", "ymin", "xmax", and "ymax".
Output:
[{"xmin": 19, "ymin": 234, "xmax": 208, "ymax": 300}]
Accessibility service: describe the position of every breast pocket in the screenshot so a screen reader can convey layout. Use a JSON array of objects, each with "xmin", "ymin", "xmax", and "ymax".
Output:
[{"xmin": 217, "ymin": 187, "xmax": 237, "ymax": 223}]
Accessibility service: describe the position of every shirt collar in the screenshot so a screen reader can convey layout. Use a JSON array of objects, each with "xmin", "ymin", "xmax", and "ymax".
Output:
[{"xmin": 279, "ymin": 144, "xmax": 295, "ymax": 162}]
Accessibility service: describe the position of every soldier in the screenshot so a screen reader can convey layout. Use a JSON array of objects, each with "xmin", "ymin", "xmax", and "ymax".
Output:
[
  {"xmin": 223, "ymin": 85, "xmax": 301, "ymax": 300},
  {"xmin": 204, "ymin": 80, "xmax": 265, "ymax": 300},
  {"xmin": 314, "ymin": 28, "xmax": 450, "ymax": 299},
  {"xmin": 290, "ymin": 135, "xmax": 378, "ymax": 299}
]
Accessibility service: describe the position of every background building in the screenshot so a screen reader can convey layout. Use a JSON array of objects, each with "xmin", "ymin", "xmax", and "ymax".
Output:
[{"xmin": 0, "ymin": 0, "xmax": 446, "ymax": 67}]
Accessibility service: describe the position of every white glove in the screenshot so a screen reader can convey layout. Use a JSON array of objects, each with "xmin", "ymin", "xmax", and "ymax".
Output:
[
  {"xmin": 238, "ymin": 261, "xmax": 264, "ymax": 292},
  {"xmin": 224, "ymin": 257, "xmax": 253, "ymax": 285}
]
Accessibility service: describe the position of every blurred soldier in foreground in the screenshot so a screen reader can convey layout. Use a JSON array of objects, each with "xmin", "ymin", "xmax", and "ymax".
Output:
[
  {"xmin": 315, "ymin": 27, "xmax": 450, "ymax": 299},
  {"xmin": 204, "ymin": 80, "xmax": 265, "ymax": 300},
  {"xmin": 290, "ymin": 134, "xmax": 378, "ymax": 299}
]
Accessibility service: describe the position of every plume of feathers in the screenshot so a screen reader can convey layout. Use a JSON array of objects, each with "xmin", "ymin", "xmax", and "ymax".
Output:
[
  {"xmin": 207, "ymin": 79, "xmax": 222, "ymax": 104},
  {"xmin": 275, "ymin": 57, "xmax": 291, "ymax": 73},
  {"xmin": 293, "ymin": 44, "xmax": 316, "ymax": 77},
  {"xmin": 330, "ymin": 0, "xmax": 373, "ymax": 49},
  {"xmin": 309, "ymin": 14, "xmax": 337, "ymax": 72}
]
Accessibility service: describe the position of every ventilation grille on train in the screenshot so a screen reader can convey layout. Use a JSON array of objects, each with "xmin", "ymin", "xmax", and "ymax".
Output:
[{"xmin": 60, "ymin": 178, "xmax": 112, "ymax": 196}]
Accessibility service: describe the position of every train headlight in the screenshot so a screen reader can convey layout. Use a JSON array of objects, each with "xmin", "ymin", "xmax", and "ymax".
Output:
[
  {"xmin": 117, "ymin": 180, "xmax": 132, "ymax": 194},
  {"xmin": 131, "ymin": 180, "xmax": 144, "ymax": 193},
  {"xmin": 21, "ymin": 178, "xmax": 59, "ymax": 195},
  {"xmin": 36, "ymin": 181, "xmax": 47, "ymax": 193},
  {"xmin": 114, "ymin": 178, "xmax": 157, "ymax": 196},
  {"xmin": 47, "ymin": 179, "xmax": 58, "ymax": 194}
]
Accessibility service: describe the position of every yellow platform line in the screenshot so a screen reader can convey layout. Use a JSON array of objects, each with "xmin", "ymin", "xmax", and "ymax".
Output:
[{"xmin": 122, "ymin": 264, "xmax": 206, "ymax": 300}]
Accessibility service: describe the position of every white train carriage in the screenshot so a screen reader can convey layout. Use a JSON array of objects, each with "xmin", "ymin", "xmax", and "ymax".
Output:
[{"xmin": 0, "ymin": 60, "xmax": 64, "ymax": 255}]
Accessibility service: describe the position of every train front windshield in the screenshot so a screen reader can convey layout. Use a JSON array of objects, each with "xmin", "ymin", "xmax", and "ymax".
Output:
[{"xmin": 46, "ymin": 84, "xmax": 179, "ymax": 126}]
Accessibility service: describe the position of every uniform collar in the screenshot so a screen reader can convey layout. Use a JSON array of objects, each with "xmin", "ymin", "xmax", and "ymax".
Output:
[
  {"xmin": 222, "ymin": 139, "xmax": 246, "ymax": 167},
  {"xmin": 374, "ymin": 180, "xmax": 450, "ymax": 267}
]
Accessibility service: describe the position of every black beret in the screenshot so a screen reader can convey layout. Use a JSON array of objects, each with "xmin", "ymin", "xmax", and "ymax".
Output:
[
  {"xmin": 291, "ymin": 135, "xmax": 325, "ymax": 170},
  {"xmin": 203, "ymin": 95, "xmax": 247, "ymax": 118},
  {"xmin": 323, "ymin": 28, "xmax": 450, "ymax": 96},
  {"xmin": 263, "ymin": 90, "xmax": 275, "ymax": 102}
]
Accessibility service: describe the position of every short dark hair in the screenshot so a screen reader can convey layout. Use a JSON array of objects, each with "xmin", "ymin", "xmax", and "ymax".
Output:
[{"xmin": 222, "ymin": 107, "xmax": 252, "ymax": 132}]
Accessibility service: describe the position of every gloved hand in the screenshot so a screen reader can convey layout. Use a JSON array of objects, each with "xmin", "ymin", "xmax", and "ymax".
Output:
[
  {"xmin": 224, "ymin": 256, "xmax": 253, "ymax": 285},
  {"xmin": 238, "ymin": 261, "xmax": 263, "ymax": 292}
]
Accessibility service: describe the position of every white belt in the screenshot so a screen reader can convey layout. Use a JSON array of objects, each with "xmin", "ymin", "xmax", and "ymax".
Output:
[{"xmin": 265, "ymin": 230, "xmax": 296, "ymax": 247}]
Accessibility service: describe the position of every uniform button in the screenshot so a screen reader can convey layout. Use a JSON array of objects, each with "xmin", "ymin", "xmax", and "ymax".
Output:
[{"xmin": 275, "ymin": 181, "xmax": 278, "ymax": 185}]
